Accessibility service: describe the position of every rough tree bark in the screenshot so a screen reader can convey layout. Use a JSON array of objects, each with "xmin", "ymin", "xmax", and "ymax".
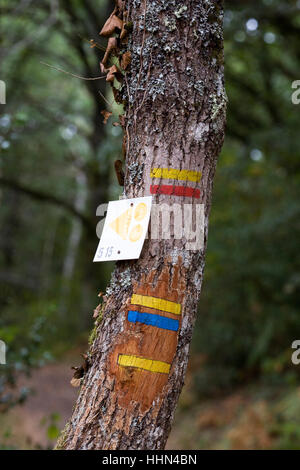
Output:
[{"xmin": 56, "ymin": 0, "xmax": 227, "ymax": 450}]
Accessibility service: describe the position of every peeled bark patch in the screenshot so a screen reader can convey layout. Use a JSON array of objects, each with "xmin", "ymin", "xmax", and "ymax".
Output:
[{"xmin": 56, "ymin": 0, "xmax": 227, "ymax": 451}]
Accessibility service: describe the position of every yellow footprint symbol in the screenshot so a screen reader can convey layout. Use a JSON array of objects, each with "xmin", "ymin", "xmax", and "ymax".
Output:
[
  {"xmin": 110, "ymin": 203, "xmax": 148, "ymax": 243},
  {"xmin": 129, "ymin": 203, "xmax": 147, "ymax": 242}
]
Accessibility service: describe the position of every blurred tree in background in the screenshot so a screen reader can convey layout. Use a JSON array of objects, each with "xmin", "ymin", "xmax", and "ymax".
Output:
[
  {"xmin": 0, "ymin": 0, "xmax": 120, "ymax": 409},
  {"xmin": 0, "ymin": 0, "xmax": 300, "ymax": 448}
]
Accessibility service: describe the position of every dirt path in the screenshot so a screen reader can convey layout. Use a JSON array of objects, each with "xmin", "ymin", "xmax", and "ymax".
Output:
[
  {"xmin": 0, "ymin": 356, "xmax": 276, "ymax": 450},
  {"xmin": 1, "ymin": 357, "xmax": 78, "ymax": 449}
]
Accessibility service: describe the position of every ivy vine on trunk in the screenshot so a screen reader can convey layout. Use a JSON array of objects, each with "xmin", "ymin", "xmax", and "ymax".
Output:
[{"xmin": 56, "ymin": 0, "xmax": 226, "ymax": 450}]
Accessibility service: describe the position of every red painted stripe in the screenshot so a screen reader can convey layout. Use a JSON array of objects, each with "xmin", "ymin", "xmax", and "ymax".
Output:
[{"xmin": 150, "ymin": 185, "xmax": 200, "ymax": 199}]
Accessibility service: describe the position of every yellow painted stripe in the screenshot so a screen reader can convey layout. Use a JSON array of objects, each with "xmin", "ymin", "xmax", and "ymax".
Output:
[
  {"xmin": 118, "ymin": 354, "xmax": 171, "ymax": 374},
  {"xmin": 131, "ymin": 294, "xmax": 181, "ymax": 315},
  {"xmin": 150, "ymin": 168, "xmax": 202, "ymax": 183}
]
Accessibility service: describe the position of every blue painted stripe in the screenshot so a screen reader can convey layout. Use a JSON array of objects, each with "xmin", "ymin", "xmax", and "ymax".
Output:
[{"xmin": 128, "ymin": 310, "xmax": 179, "ymax": 332}]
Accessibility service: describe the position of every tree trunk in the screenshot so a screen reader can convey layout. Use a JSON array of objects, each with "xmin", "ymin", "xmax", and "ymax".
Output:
[{"xmin": 56, "ymin": 0, "xmax": 226, "ymax": 450}]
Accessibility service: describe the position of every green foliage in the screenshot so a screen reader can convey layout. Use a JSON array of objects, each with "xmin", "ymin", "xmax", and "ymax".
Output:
[{"xmin": 191, "ymin": 0, "xmax": 300, "ymax": 396}]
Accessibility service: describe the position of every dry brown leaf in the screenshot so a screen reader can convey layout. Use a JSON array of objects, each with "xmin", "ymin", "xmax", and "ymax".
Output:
[
  {"xmin": 100, "ymin": 13, "xmax": 123, "ymax": 37},
  {"xmin": 70, "ymin": 365, "xmax": 84, "ymax": 387},
  {"xmin": 120, "ymin": 25, "xmax": 127, "ymax": 40},
  {"xmin": 102, "ymin": 37, "xmax": 117, "ymax": 66},
  {"xmin": 120, "ymin": 51, "xmax": 131, "ymax": 70},
  {"xmin": 100, "ymin": 62, "xmax": 108, "ymax": 74},
  {"xmin": 106, "ymin": 66, "xmax": 116, "ymax": 83},
  {"xmin": 101, "ymin": 110, "xmax": 112, "ymax": 124},
  {"xmin": 70, "ymin": 377, "xmax": 81, "ymax": 387},
  {"xmin": 106, "ymin": 64, "xmax": 122, "ymax": 83}
]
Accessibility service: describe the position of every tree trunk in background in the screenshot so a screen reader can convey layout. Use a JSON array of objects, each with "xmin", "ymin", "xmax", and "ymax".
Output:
[{"xmin": 56, "ymin": 0, "xmax": 226, "ymax": 450}]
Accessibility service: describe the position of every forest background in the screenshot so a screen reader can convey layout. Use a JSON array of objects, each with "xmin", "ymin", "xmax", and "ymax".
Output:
[{"xmin": 0, "ymin": 0, "xmax": 300, "ymax": 450}]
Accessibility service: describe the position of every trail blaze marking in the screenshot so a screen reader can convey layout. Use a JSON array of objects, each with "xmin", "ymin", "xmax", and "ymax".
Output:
[
  {"xmin": 118, "ymin": 354, "xmax": 171, "ymax": 374},
  {"xmin": 131, "ymin": 294, "xmax": 181, "ymax": 315},
  {"xmin": 128, "ymin": 310, "xmax": 179, "ymax": 331},
  {"xmin": 150, "ymin": 168, "xmax": 202, "ymax": 183},
  {"xmin": 150, "ymin": 167, "xmax": 201, "ymax": 199},
  {"xmin": 150, "ymin": 184, "xmax": 200, "ymax": 198}
]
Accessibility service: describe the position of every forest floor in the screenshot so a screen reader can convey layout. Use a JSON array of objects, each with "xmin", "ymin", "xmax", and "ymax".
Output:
[{"xmin": 0, "ymin": 350, "xmax": 297, "ymax": 449}]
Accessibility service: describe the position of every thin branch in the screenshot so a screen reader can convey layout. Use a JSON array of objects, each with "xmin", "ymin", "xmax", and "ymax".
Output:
[
  {"xmin": 98, "ymin": 90, "xmax": 113, "ymax": 109},
  {"xmin": 40, "ymin": 61, "xmax": 106, "ymax": 81}
]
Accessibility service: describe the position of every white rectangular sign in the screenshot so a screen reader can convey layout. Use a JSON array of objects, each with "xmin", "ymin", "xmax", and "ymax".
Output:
[{"xmin": 93, "ymin": 196, "xmax": 152, "ymax": 262}]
